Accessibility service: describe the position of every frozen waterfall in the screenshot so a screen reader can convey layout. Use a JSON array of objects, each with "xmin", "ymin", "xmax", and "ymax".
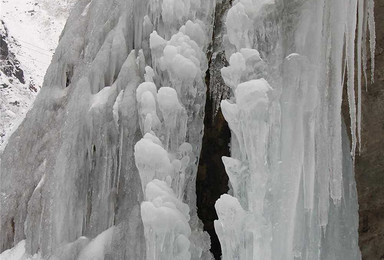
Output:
[
  {"xmin": 0, "ymin": 0, "xmax": 375, "ymax": 259},
  {"xmin": 214, "ymin": 0, "xmax": 375, "ymax": 259}
]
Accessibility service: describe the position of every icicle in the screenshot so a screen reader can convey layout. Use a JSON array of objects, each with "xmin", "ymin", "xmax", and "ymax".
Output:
[
  {"xmin": 215, "ymin": 0, "xmax": 370, "ymax": 258},
  {"xmin": 0, "ymin": 0, "xmax": 375, "ymax": 259},
  {"xmin": 362, "ymin": 3, "xmax": 369, "ymax": 91},
  {"xmin": 367, "ymin": 0, "xmax": 376, "ymax": 83},
  {"xmin": 357, "ymin": 0, "xmax": 364, "ymax": 153},
  {"xmin": 356, "ymin": 0, "xmax": 375, "ymax": 153},
  {"xmin": 141, "ymin": 180, "xmax": 191, "ymax": 260},
  {"xmin": 138, "ymin": 7, "xmax": 216, "ymax": 259},
  {"xmin": 346, "ymin": 0, "xmax": 358, "ymax": 158}
]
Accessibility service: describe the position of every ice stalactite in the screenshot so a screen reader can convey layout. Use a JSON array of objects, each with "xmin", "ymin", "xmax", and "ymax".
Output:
[
  {"xmin": 134, "ymin": 116, "xmax": 192, "ymax": 259},
  {"xmin": 134, "ymin": 77, "xmax": 192, "ymax": 260},
  {"xmin": 135, "ymin": 5, "xmax": 215, "ymax": 256},
  {"xmin": 216, "ymin": 51, "xmax": 273, "ymax": 259},
  {"xmin": 213, "ymin": 0, "xmax": 375, "ymax": 259}
]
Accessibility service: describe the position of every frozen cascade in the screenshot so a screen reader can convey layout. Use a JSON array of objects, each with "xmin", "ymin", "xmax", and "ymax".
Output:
[
  {"xmin": 214, "ymin": 0, "xmax": 375, "ymax": 260},
  {"xmin": 135, "ymin": 6, "xmax": 216, "ymax": 256},
  {"xmin": 0, "ymin": 0, "xmax": 375, "ymax": 260},
  {"xmin": 1, "ymin": 0, "xmax": 216, "ymax": 259}
]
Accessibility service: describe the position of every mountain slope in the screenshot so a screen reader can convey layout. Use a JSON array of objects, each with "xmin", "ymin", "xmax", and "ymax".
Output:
[{"xmin": 0, "ymin": 0, "xmax": 76, "ymax": 149}]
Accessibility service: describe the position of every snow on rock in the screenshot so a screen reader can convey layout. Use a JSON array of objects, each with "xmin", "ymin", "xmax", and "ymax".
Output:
[
  {"xmin": 0, "ymin": 0, "xmax": 75, "ymax": 148},
  {"xmin": 0, "ymin": 21, "xmax": 37, "ymax": 150},
  {"xmin": 1, "ymin": 0, "xmax": 76, "ymax": 84}
]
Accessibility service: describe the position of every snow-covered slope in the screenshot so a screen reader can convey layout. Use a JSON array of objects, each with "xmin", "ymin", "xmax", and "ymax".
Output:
[{"xmin": 0, "ymin": 0, "xmax": 76, "ymax": 149}]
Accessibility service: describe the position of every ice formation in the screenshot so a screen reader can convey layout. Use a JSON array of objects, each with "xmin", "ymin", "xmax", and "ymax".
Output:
[
  {"xmin": 0, "ymin": 0, "xmax": 376, "ymax": 259},
  {"xmin": 135, "ymin": 6, "xmax": 214, "ymax": 256},
  {"xmin": 1, "ymin": 0, "xmax": 215, "ymax": 259},
  {"xmin": 213, "ymin": 0, "xmax": 375, "ymax": 259}
]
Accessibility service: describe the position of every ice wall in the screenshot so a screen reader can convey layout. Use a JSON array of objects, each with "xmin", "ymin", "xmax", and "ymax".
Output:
[
  {"xmin": 214, "ymin": 0, "xmax": 375, "ymax": 259},
  {"xmin": 0, "ymin": 0, "xmax": 375, "ymax": 259},
  {"xmin": 135, "ymin": 1, "xmax": 216, "ymax": 259},
  {"xmin": 0, "ymin": 0, "xmax": 215, "ymax": 259}
]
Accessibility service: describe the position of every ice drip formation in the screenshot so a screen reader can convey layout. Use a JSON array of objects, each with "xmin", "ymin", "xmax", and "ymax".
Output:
[{"xmin": 0, "ymin": 0, "xmax": 376, "ymax": 259}]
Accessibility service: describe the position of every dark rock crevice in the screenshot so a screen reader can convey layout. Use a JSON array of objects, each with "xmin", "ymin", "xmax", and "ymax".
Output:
[
  {"xmin": 342, "ymin": 0, "xmax": 384, "ymax": 258},
  {"xmin": 196, "ymin": 90, "xmax": 230, "ymax": 260},
  {"xmin": 0, "ymin": 20, "xmax": 25, "ymax": 84},
  {"xmin": 196, "ymin": 0, "xmax": 384, "ymax": 258},
  {"xmin": 196, "ymin": 1, "xmax": 233, "ymax": 259}
]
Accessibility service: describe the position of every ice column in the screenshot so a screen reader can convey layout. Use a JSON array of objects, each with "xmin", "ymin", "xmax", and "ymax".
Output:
[
  {"xmin": 134, "ymin": 4, "xmax": 216, "ymax": 256},
  {"xmin": 214, "ymin": 0, "xmax": 374, "ymax": 259},
  {"xmin": 135, "ymin": 8, "xmax": 214, "ymax": 257},
  {"xmin": 0, "ymin": 0, "xmax": 215, "ymax": 258},
  {"xmin": 215, "ymin": 49, "xmax": 273, "ymax": 260},
  {"xmin": 134, "ymin": 78, "xmax": 195, "ymax": 260}
]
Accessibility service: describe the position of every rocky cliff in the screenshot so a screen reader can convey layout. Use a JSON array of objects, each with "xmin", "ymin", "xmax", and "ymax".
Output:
[{"xmin": 355, "ymin": 0, "xmax": 384, "ymax": 258}]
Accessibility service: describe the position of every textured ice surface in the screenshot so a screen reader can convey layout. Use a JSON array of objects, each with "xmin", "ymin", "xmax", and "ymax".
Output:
[
  {"xmin": 1, "ymin": 0, "xmax": 217, "ymax": 258},
  {"xmin": 141, "ymin": 7, "xmax": 217, "ymax": 259},
  {"xmin": 135, "ymin": 19, "xmax": 213, "ymax": 256},
  {"xmin": 0, "ymin": 0, "xmax": 214, "ymax": 258},
  {"xmin": 0, "ymin": 240, "xmax": 29, "ymax": 260},
  {"xmin": 214, "ymin": 0, "xmax": 375, "ymax": 259},
  {"xmin": 76, "ymin": 227, "xmax": 116, "ymax": 260},
  {"xmin": 0, "ymin": 0, "xmax": 375, "ymax": 259},
  {"xmin": 141, "ymin": 180, "xmax": 191, "ymax": 260}
]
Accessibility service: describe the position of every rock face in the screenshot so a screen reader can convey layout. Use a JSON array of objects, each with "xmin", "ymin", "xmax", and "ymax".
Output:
[{"xmin": 355, "ymin": 0, "xmax": 384, "ymax": 258}]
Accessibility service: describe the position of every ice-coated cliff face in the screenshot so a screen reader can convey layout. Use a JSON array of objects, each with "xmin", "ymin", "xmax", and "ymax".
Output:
[
  {"xmin": 0, "ymin": 0, "xmax": 375, "ymax": 259},
  {"xmin": 1, "ymin": 0, "xmax": 215, "ymax": 259},
  {"xmin": 214, "ymin": 0, "xmax": 375, "ymax": 259}
]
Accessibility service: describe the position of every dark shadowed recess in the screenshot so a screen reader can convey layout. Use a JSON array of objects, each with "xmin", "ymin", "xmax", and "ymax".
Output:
[
  {"xmin": 196, "ymin": 69, "xmax": 231, "ymax": 259},
  {"xmin": 341, "ymin": 0, "xmax": 384, "ymax": 258},
  {"xmin": 0, "ymin": 20, "xmax": 25, "ymax": 85},
  {"xmin": 196, "ymin": 1, "xmax": 234, "ymax": 258}
]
